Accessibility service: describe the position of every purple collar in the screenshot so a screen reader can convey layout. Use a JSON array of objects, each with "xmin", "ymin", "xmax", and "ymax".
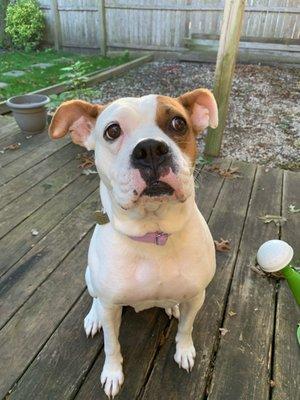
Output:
[
  {"xmin": 94, "ymin": 210, "xmax": 170, "ymax": 246},
  {"xmin": 129, "ymin": 231, "xmax": 170, "ymax": 246}
]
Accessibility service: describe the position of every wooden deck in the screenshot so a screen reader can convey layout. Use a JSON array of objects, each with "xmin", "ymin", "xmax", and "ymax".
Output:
[{"xmin": 0, "ymin": 116, "xmax": 299, "ymax": 400}]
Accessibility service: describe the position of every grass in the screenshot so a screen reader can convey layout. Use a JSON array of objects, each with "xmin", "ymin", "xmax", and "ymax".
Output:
[{"xmin": 0, "ymin": 49, "xmax": 131, "ymax": 101}]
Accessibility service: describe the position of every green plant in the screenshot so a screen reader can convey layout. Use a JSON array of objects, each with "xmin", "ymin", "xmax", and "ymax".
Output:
[
  {"xmin": 5, "ymin": 0, "xmax": 45, "ymax": 50},
  {"xmin": 60, "ymin": 61, "xmax": 89, "ymax": 92},
  {"xmin": 49, "ymin": 87, "xmax": 103, "ymax": 112}
]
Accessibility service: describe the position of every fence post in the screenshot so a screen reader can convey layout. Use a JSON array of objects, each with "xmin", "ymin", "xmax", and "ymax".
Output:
[
  {"xmin": 204, "ymin": 0, "xmax": 245, "ymax": 157},
  {"xmin": 50, "ymin": 0, "xmax": 62, "ymax": 51},
  {"xmin": 97, "ymin": 0, "xmax": 107, "ymax": 56},
  {"xmin": 0, "ymin": 0, "xmax": 9, "ymax": 46}
]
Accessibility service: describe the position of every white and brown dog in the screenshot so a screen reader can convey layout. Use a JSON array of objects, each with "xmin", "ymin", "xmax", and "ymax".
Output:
[{"xmin": 49, "ymin": 88, "xmax": 218, "ymax": 398}]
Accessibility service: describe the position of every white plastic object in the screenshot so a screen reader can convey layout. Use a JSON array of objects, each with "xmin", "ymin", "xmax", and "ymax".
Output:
[{"xmin": 257, "ymin": 239, "xmax": 294, "ymax": 273}]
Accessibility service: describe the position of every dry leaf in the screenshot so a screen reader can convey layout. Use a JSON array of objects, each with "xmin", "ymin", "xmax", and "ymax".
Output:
[
  {"xmin": 288, "ymin": 204, "xmax": 300, "ymax": 213},
  {"xmin": 4, "ymin": 142, "xmax": 21, "ymax": 151},
  {"xmin": 250, "ymin": 264, "xmax": 283, "ymax": 279},
  {"xmin": 219, "ymin": 328, "xmax": 229, "ymax": 336},
  {"xmin": 207, "ymin": 165, "xmax": 241, "ymax": 179},
  {"xmin": 269, "ymin": 380, "xmax": 276, "ymax": 388},
  {"xmin": 214, "ymin": 238, "xmax": 231, "ymax": 252},
  {"xmin": 78, "ymin": 152, "xmax": 95, "ymax": 169},
  {"xmin": 228, "ymin": 310, "xmax": 237, "ymax": 317},
  {"xmin": 250, "ymin": 264, "xmax": 267, "ymax": 277},
  {"xmin": 258, "ymin": 214, "xmax": 287, "ymax": 226}
]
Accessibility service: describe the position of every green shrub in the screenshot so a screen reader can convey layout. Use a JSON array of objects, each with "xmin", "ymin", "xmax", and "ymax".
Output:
[{"xmin": 5, "ymin": 0, "xmax": 45, "ymax": 50}]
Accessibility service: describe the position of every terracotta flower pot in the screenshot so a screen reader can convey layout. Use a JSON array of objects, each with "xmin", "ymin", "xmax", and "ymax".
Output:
[{"xmin": 6, "ymin": 94, "xmax": 50, "ymax": 135}]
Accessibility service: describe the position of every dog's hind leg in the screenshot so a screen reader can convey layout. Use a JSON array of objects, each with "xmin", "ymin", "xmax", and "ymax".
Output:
[
  {"xmin": 84, "ymin": 297, "xmax": 102, "ymax": 337},
  {"xmin": 100, "ymin": 303, "xmax": 124, "ymax": 398},
  {"xmin": 84, "ymin": 266, "xmax": 103, "ymax": 337},
  {"xmin": 174, "ymin": 291, "xmax": 205, "ymax": 372}
]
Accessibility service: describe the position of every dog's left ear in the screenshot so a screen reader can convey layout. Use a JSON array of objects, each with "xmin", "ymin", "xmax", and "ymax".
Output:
[
  {"xmin": 178, "ymin": 89, "xmax": 218, "ymax": 133},
  {"xmin": 49, "ymin": 100, "xmax": 104, "ymax": 150}
]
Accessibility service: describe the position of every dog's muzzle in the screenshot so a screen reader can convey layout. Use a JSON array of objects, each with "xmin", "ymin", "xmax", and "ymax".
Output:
[{"xmin": 131, "ymin": 139, "xmax": 176, "ymax": 195}]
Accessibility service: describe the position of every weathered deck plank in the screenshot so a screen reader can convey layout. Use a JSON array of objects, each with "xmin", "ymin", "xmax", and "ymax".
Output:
[
  {"xmin": 7, "ymin": 292, "xmax": 102, "ymax": 400},
  {"xmin": 0, "ymin": 233, "xmax": 91, "ymax": 399},
  {"xmin": 0, "ymin": 143, "xmax": 79, "ymax": 209},
  {"xmin": 0, "ymin": 173, "xmax": 98, "ymax": 278},
  {"xmin": 141, "ymin": 161, "xmax": 256, "ymax": 400},
  {"xmin": 272, "ymin": 170, "xmax": 300, "ymax": 400},
  {"xmin": 0, "ymin": 117, "xmax": 19, "ymax": 142},
  {"xmin": 0, "ymin": 136, "xmax": 70, "ymax": 185},
  {"xmin": 0, "ymin": 158, "xmax": 87, "ymax": 239},
  {"xmin": 0, "ymin": 131, "xmax": 51, "ymax": 167},
  {"xmin": 0, "ymin": 190, "xmax": 98, "ymax": 329},
  {"xmin": 208, "ymin": 166, "xmax": 283, "ymax": 400}
]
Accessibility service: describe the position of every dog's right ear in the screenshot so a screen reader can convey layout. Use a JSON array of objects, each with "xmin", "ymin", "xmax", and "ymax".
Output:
[{"xmin": 49, "ymin": 100, "xmax": 104, "ymax": 150}]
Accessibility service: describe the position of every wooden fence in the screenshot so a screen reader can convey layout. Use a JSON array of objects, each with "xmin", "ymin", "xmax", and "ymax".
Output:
[{"xmin": 38, "ymin": 0, "xmax": 300, "ymax": 53}]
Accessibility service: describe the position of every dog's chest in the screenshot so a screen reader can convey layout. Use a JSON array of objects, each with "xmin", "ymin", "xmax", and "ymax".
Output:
[{"xmin": 88, "ymin": 230, "xmax": 214, "ymax": 307}]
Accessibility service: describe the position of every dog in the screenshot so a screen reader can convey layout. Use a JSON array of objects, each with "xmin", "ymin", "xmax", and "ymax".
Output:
[{"xmin": 49, "ymin": 88, "xmax": 218, "ymax": 398}]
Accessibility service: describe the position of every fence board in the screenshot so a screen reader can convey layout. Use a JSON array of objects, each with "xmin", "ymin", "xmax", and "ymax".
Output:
[{"xmin": 38, "ymin": 0, "xmax": 300, "ymax": 52}]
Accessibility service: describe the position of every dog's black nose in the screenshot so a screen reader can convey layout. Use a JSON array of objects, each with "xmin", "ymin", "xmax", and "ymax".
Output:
[{"xmin": 131, "ymin": 139, "xmax": 170, "ymax": 170}]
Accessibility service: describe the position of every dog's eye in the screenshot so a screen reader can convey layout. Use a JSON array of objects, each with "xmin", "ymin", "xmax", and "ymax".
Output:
[
  {"xmin": 104, "ymin": 123, "xmax": 122, "ymax": 141},
  {"xmin": 171, "ymin": 116, "xmax": 187, "ymax": 133}
]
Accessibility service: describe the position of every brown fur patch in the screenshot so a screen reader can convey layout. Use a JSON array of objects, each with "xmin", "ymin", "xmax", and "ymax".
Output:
[{"xmin": 156, "ymin": 95, "xmax": 198, "ymax": 164}]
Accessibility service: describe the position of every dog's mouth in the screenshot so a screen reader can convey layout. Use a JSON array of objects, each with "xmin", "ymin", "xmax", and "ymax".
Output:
[{"xmin": 141, "ymin": 181, "xmax": 175, "ymax": 197}]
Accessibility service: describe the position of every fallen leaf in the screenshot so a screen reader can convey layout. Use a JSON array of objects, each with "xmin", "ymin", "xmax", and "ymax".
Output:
[
  {"xmin": 4, "ymin": 142, "xmax": 21, "ymax": 151},
  {"xmin": 250, "ymin": 264, "xmax": 283, "ymax": 279},
  {"xmin": 288, "ymin": 204, "xmax": 300, "ymax": 213},
  {"xmin": 250, "ymin": 264, "xmax": 267, "ymax": 277},
  {"xmin": 258, "ymin": 214, "xmax": 287, "ymax": 226},
  {"xmin": 214, "ymin": 238, "xmax": 231, "ymax": 252},
  {"xmin": 207, "ymin": 165, "xmax": 241, "ymax": 179},
  {"xmin": 219, "ymin": 328, "xmax": 229, "ymax": 336},
  {"xmin": 31, "ymin": 229, "xmax": 39, "ymax": 236},
  {"xmin": 78, "ymin": 152, "xmax": 95, "ymax": 169},
  {"xmin": 228, "ymin": 310, "xmax": 237, "ymax": 317},
  {"xmin": 270, "ymin": 380, "xmax": 276, "ymax": 388},
  {"xmin": 81, "ymin": 169, "xmax": 98, "ymax": 175}
]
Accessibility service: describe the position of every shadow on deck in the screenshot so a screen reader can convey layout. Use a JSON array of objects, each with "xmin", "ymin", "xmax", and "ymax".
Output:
[{"xmin": 0, "ymin": 117, "xmax": 299, "ymax": 400}]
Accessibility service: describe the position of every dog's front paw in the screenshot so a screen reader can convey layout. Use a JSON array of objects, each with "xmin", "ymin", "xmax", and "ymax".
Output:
[
  {"xmin": 165, "ymin": 305, "xmax": 180, "ymax": 319},
  {"xmin": 101, "ymin": 360, "xmax": 124, "ymax": 398},
  {"xmin": 84, "ymin": 306, "xmax": 102, "ymax": 337},
  {"xmin": 174, "ymin": 340, "xmax": 196, "ymax": 372}
]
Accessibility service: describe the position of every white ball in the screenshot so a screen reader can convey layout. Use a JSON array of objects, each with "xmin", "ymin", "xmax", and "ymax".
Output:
[{"xmin": 257, "ymin": 240, "xmax": 294, "ymax": 272}]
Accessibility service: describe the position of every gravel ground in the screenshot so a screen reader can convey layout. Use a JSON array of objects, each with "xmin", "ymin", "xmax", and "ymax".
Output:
[{"xmin": 91, "ymin": 61, "xmax": 299, "ymax": 170}]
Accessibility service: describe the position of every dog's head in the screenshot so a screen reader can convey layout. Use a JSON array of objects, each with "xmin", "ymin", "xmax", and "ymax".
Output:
[{"xmin": 49, "ymin": 90, "xmax": 218, "ymax": 210}]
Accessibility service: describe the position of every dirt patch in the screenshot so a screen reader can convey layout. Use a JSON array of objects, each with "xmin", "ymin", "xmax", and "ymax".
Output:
[{"xmin": 89, "ymin": 61, "xmax": 299, "ymax": 170}]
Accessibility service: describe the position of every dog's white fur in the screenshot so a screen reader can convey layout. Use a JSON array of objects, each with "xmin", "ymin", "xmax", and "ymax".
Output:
[{"xmin": 50, "ymin": 92, "xmax": 217, "ymax": 398}]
